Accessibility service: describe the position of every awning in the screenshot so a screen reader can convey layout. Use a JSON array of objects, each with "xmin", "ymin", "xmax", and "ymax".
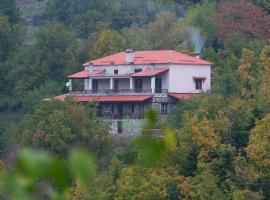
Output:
[
  {"xmin": 193, "ymin": 76, "xmax": 207, "ymax": 80},
  {"xmin": 131, "ymin": 68, "xmax": 168, "ymax": 77},
  {"xmin": 75, "ymin": 95, "xmax": 153, "ymax": 102},
  {"xmin": 168, "ymin": 93, "xmax": 197, "ymax": 100},
  {"xmin": 44, "ymin": 94, "xmax": 153, "ymax": 103},
  {"xmin": 67, "ymin": 70, "xmax": 104, "ymax": 79}
]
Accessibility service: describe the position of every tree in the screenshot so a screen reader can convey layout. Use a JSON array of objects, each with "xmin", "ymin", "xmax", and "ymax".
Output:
[
  {"xmin": 183, "ymin": 0, "xmax": 217, "ymax": 47},
  {"xmin": 0, "ymin": 0, "xmax": 20, "ymax": 24},
  {"xmin": 19, "ymin": 98, "xmax": 111, "ymax": 156},
  {"xmin": 245, "ymin": 114, "xmax": 270, "ymax": 199},
  {"xmin": 114, "ymin": 165, "xmax": 181, "ymax": 200},
  {"xmin": 238, "ymin": 48, "xmax": 259, "ymax": 98},
  {"xmin": 0, "ymin": 12, "xmax": 22, "ymax": 109},
  {"xmin": 45, "ymin": 0, "xmax": 111, "ymax": 37},
  {"xmin": 122, "ymin": 12, "xmax": 186, "ymax": 51},
  {"xmin": 180, "ymin": 170, "xmax": 228, "ymax": 200},
  {"xmin": 90, "ymin": 29, "xmax": 125, "ymax": 59},
  {"xmin": 252, "ymin": 0, "xmax": 270, "ymax": 13},
  {"xmin": 227, "ymin": 98, "xmax": 255, "ymax": 148},
  {"xmin": 211, "ymin": 0, "xmax": 270, "ymax": 44},
  {"xmin": 5, "ymin": 21, "xmax": 81, "ymax": 110},
  {"xmin": 257, "ymin": 46, "xmax": 270, "ymax": 115},
  {"xmin": 247, "ymin": 114, "xmax": 270, "ymax": 172}
]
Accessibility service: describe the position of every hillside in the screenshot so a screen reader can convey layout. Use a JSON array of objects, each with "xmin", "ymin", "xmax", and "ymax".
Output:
[
  {"xmin": 0, "ymin": 0, "xmax": 270, "ymax": 199},
  {"xmin": 16, "ymin": 0, "xmax": 47, "ymax": 26}
]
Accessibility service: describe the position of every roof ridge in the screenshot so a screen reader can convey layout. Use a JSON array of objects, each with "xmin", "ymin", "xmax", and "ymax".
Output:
[{"xmin": 83, "ymin": 50, "xmax": 212, "ymax": 66}]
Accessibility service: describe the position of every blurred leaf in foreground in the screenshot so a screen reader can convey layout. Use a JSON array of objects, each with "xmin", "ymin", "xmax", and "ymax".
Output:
[
  {"xmin": 135, "ymin": 136, "xmax": 165, "ymax": 165},
  {"xmin": 2, "ymin": 148, "xmax": 96, "ymax": 199},
  {"xmin": 68, "ymin": 149, "xmax": 96, "ymax": 184}
]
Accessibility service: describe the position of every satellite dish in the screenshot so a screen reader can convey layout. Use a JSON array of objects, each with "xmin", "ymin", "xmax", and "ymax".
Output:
[{"xmin": 66, "ymin": 82, "xmax": 70, "ymax": 87}]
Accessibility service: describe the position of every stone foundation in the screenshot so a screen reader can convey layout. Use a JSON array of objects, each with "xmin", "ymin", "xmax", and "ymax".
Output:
[{"xmin": 106, "ymin": 119, "xmax": 143, "ymax": 136}]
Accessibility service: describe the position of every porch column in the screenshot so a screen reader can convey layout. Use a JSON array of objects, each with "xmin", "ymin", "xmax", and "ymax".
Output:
[
  {"xmin": 68, "ymin": 79, "xmax": 72, "ymax": 91},
  {"xmin": 151, "ymin": 76, "xmax": 155, "ymax": 93},
  {"xmin": 84, "ymin": 79, "xmax": 89, "ymax": 90},
  {"xmin": 88, "ymin": 78, "xmax": 92, "ymax": 90},
  {"xmin": 130, "ymin": 77, "xmax": 133, "ymax": 90},
  {"xmin": 110, "ymin": 78, "xmax": 114, "ymax": 90}
]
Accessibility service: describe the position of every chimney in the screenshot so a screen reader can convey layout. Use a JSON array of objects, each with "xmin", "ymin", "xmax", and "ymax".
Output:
[
  {"xmin": 125, "ymin": 49, "xmax": 134, "ymax": 63},
  {"xmin": 195, "ymin": 53, "xmax": 200, "ymax": 59}
]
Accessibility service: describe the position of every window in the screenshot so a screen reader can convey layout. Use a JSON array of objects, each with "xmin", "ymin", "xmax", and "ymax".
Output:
[
  {"xmin": 134, "ymin": 68, "xmax": 142, "ymax": 73},
  {"xmin": 114, "ymin": 69, "xmax": 118, "ymax": 75},
  {"xmin": 195, "ymin": 79, "xmax": 202, "ymax": 90},
  {"xmin": 161, "ymin": 103, "xmax": 168, "ymax": 114}
]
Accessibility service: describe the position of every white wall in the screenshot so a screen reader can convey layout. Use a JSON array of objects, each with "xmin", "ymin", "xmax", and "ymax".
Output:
[
  {"xmin": 168, "ymin": 64, "xmax": 211, "ymax": 93},
  {"xmin": 156, "ymin": 72, "xmax": 169, "ymax": 89}
]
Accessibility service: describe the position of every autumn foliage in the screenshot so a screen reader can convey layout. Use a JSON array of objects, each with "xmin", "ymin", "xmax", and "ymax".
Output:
[{"xmin": 211, "ymin": 0, "xmax": 270, "ymax": 43}]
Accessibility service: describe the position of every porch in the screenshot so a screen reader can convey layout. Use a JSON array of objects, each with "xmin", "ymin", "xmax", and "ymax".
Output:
[
  {"xmin": 67, "ymin": 67, "xmax": 169, "ymax": 95},
  {"xmin": 69, "ymin": 76, "xmax": 168, "ymax": 95},
  {"xmin": 71, "ymin": 88, "xmax": 168, "ymax": 96}
]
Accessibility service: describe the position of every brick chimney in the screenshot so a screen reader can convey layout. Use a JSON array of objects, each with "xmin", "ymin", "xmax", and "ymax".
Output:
[{"xmin": 125, "ymin": 49, "xmax": 134, "ymax": 63}]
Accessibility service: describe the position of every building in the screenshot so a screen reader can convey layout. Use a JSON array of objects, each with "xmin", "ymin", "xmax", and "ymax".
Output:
[{"xmin": 48, "ymin": 49, "xmax": 212, "ymax": 135}]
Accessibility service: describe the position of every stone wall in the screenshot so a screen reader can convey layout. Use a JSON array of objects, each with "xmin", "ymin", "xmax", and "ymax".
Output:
[{"xmin": 107, "ymin": 119, "xmax": 143, "ymax": 136}]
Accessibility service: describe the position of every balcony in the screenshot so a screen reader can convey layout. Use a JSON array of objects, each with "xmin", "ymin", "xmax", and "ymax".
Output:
[{"xmin": 70, "ymin": 89, "xmax": 168, "ymax": 96}]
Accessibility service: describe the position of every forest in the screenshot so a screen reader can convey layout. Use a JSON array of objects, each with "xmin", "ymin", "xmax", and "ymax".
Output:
[{"xmin": 0, "ymin": 0, "xmax": 270, "ymax": 199}]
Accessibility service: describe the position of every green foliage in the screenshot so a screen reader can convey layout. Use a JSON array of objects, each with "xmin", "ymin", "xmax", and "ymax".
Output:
[
  {"xmin": 68, "ymin": 149, "xmax": 96, "ymax": 184},
  {"xmin": 89, "ymin": 29, "xmax": 125, "ymax": 59},
  {"xmin": 114, "ymin": 165, "xmax": 181, "ymax": 200},
  {"xmin": 183, "ymin": 0, "xmax": 217, "ymax": 46},
  {"xmin": 19, "ymin": 98, "xmax": 111, "ymax": 156},
  {"xmin": 252, "ymin": 0, "xmax": 270, "ymax": 12},
  {"xmin": 122, "ymin": 12, "xmax": 186, "ymax": 51},
  {"xmin": 2, "ymin": 148, "xmax": 95, "ymax": 200},
  {"xmin": 0, "ymin": 0, "xmax": 20, "ymax": 24},
  {"xmin": 0, "ymin": 0, "xmax": 270, "ymax": 199}
]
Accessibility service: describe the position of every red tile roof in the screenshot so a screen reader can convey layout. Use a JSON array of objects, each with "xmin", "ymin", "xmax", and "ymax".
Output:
[
  {"xmin": 168, "ymin": 93, "xmax": 198, "ymax": 99},
  {"xmin": 44, "ymin": 94, "xmax": 153, "ymax": 102},
  {"xmin": 132, "ymin": 68, "xmax": 168, "ymax": 77},
  {"xmin": 68, "ymin": 70, "xmax": 89, "ymax": 78},
  {"xmin": 84, "ymin": 50, "xmax": 212, "ymax": 66},
  {"xmin": 67, "ymin": 70, "xmax": 104, "ymax": 78}
]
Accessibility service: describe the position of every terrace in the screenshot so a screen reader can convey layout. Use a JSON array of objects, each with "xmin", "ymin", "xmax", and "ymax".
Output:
[{"xmin": 70, "ymin": 88, "xmax": 169, "ymax": 96}]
